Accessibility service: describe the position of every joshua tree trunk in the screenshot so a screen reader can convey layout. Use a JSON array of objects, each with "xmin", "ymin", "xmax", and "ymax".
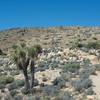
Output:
[
  {"xmin": 30, "ymin": 59, "xmax": 35, "ymax": 89},
  {"xmin": 23, "ymin": 68, "xmax": 30, "ymax": 90}
]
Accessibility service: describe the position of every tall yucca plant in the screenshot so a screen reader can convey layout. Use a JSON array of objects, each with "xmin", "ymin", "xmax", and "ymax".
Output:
[
  {"xmin": 28, "ymin": 44, "xmax": 42, "ymax": 89},
  {"xmin": 11, "ymin": 43, "xmax": 42, "ymax": 91}
]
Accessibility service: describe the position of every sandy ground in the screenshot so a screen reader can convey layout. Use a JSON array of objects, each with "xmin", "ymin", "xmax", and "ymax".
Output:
[
  {"xmin": 88, "ymin": 54, "xmax": 100, "ymax": 99},
  {"xmin": 90, "ymin": 71, "xmax": 100, "ymax": 99}
]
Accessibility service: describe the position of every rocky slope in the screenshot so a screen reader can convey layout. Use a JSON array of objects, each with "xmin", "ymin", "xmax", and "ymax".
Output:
[{"xmin": 0, "ymin": 26, "xmax": 100, "ymax": 100}]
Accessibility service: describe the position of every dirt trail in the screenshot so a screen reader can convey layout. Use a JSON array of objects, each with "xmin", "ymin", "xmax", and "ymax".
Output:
[
  {"xmin": 90, "ymin": 71, "xmax": 100, "ymax": 99},
  {"xmin": 88, "ymin": 54, "xmax": 100, "ymax": 99},
  {"xmin": 79, "ymin": 52, "xmax": 100, "ymax": 99}
]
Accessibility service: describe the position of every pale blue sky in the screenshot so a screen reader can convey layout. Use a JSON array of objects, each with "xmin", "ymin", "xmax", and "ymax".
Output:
[{"xmin": 0, "ymin": 0, "xmax": 100, "ymax": 30}]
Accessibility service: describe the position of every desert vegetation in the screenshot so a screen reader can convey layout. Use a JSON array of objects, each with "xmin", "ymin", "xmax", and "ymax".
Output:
[{"xmin": 0, "ymin": 26, "xmax": 100, "ymax": 100}]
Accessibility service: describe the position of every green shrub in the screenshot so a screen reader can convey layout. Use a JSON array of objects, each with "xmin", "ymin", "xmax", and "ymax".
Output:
[
  {"xmin": 0, "ymin": 49, "xmax": 3, "ymax": 55},
  {"xmin": 40, "ymin": 96, "xmax": 51, "ymax": 100},
  {"xmin": 0, "ymin": 72, "xmax": 7, "ymax": 76},
  {"xmin": 85, "ymin": 41, "xmax": 100, "ymax": 49},
  {"xmin": 14, "ymin": 94, "xmax": 23, "ymax": 100},
  {"xmin": 54, "ymin": 92, "xmax": 74, "ymax": 100},
  {"xmin": 41, "ymin": 85, "xmax": 59, "ymax": 96},
  {"xmin": 92, "ymin": 37, "xmax": 97, "ymax": 40},
  {"xmin": 85, "ymin": 87, "xmax": 94, "ymax": 95},
  {"xmin": 61, "ymin": 73, "xmax": 71, "ymax": 81},
  {"xmin": 95, "ymin": 64, "xmax": 100, "ymax": 71},
  {"xmin": 76, "ymin": 43, "xmax": 85, "ymax": 48},
  {"xmin": 10, "ymin": 70, "xmax": 20, "ymax": 76},
  {"xmin": 10, "ymin": 89, "xmax": 19, "ymax": 97},
  {"xmin": 14, "ymin": 79, "xmax": 25, "ymax": 87},
  {"xmin": 52, "ymin": 77, "xmax": 66, "ymax": 88},
  {"xmin": 63, "ymin": 62, "xmax": 80, "ymax": 72},
  {"xmin": 38, "ymin": 61, "xmax": 46, "ymax": 67},
  {"xmin": 27, "ymin": 95, "xmax": 35, "ymax": 100},
  {"xmin": 72, "ymin": 78, "xmax": 92, "ymax": 92},
  {"xmin": 7, "ymin": 79, "xmax": 25, "ymax": 91},
  {"xmin": 0, "ymin": 84, "xmax": 5, "ymax": 89},
  {"xmin": 0, "ymin": 76, "xmax": 14, "ymax": 85}
]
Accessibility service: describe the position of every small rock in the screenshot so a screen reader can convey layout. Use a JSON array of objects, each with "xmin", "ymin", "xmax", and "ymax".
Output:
[
  {"xmin": 42, "ymin": 77, "xmax": 48, "ymax": 82},
  {"xmin": 87, "ymin": 95, "xmax": 94, "ymax": 100}
]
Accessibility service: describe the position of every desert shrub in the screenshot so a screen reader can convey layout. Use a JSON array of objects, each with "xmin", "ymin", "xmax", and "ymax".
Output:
[
  {"xmin": 81, "ymin": 59, "xmax": 96, "ymax": 75},
  {"xmin": 85, "ymin": 87, "xmax": 94, "ymax": 95},
  {"xmin": 80, "ymin": 47, "xmax": 88, "ymax": 52},
  {"xmin": 38, "ymin": 61, "xmax": 46, "ymax": 68},
  {"xmin": 85, "ymin": 41, "xmax": 100, "ymax": 49},
  {"xmin": 54, "ymin": 92, "xmax": 74, "ymax": 100},
  {"xmin": 21, "ymin": 88, "xmax": 30, "ymax": 94},
  {"xmin": 7, "ymin": 83, "xmax": 18, "ymax": 91},
  {"xmin": 88, "ymin": 67, "xmax": 96, "ymax": 75},
  {"xmin": 40, "ymin": 96, "xmax": 51, "ymax": 100},
  {"xmin": 27, "ymin": 95, "xmax": 50, "ymax": 100},
  {"xmin": 38, "ymin": 60, "xmax": 50, "ymax": 71},
  {"xmin": 95, "ymin": 64, "xmax": 100, "ymax": 71},
  {"xmin": 0, "ymin": 84, "xmax": 5, "ymax": 89},
  {"xmin": 10, "ymin": 70, "xmax": 20, "ymax": 76},
  {"xmin": 61, "ymin": 73, "xmax": 72, "ymax": 81},
  {"xmin": 83, "ymin": 59, "xmax": 90, "ymax": 65},
  {"xmin": 92, "ymin": 37, "xmax": 97, "ymax": 40},
  {"xmin": 71, "ymin": 79, "xmax": 83, "ymax": 92},
  {"xmin": 81, "ymin": 79, "xmax": 92, "ymax": 89},
  {"xmin": 94, "ymin": 32, "xmax": 100, "ymax": 34},
  {"xmin": 12, "ymin": 44, "xmax": 18, "ymax": 50},
  {"xmin": 0, "ymin": 49, "xmax": 3, "ymax": 55},
  {"xmin": 52, "ymin": 77, "xmax": 66, "ymax": 88},
  {"xmin": 14, "ymin": 79, "xmax": 25, "ymax": 87},
  {"xmin": 42, "ymin": 85, "xmax": 59, "ymax": 96},
  {"xmin": 50, "ymin": 61, "xmax": 58, "ymax": 69},
  {"xmin": 0, "ymin": 76, "xmax": 14, "ymax": 85},
  {"xmin": 63, "ymin": 62, "xmax": 80, "ymax": 73},
  {"xmin": 70, "ymin": 40, "xmax": 85, "ymax": 49},
  {"xmin": 14, "ymin": 95, "xmax": 23, "ymax": 100},
  {"xmin": 0, "ymin": 71, "xmax": 7, "ymax": 76},
  {"xmin": 10, "ymin": 89, "xmax": 19, "ymax": 97},
  {"xmin": 72, "ymin": 78, "xmax": 92, "ymax": 92},
  {"xmin": 4, "ymin": 66, "xmax": 12, "ymax": 71},
  {"xmin": 79, "ymin": 69, "xmax": 90, "ymax": 79},
  {"xmin": 97, "ymin": 54, "xmax": 100, "ymax": 61},
  {"xmin": 7, "ymin": 79, "xmax": 24, "ymax": 91},
  {"xmin": 27, "ymin": 95, "xmax": 35, "ymax": 100},
  {"xmin": 77, "ymin": 43, "xmax": 85, "ymax": 48},
  {"xmin": 82, "ymin": 59, "xmax": 91, "ymax": 69}
]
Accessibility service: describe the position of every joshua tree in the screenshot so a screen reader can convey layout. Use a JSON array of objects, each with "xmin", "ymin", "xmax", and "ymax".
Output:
[{"xmin": 11, "ymin": 43, "xmax": 42, "ymax": 91}]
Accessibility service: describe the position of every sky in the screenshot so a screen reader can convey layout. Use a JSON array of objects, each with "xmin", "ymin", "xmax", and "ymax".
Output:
[{"xmin": 0, "ymin": 0, "xmax": 100, "ymax": 30}]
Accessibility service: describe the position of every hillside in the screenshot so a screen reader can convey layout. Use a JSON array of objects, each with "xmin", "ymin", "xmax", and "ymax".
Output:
[{"xmin": 0, "ymin": 26, "xmax": 100, "ymax": 100}]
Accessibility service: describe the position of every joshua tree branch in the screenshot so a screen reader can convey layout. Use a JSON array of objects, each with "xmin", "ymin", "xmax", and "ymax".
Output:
[
  {"xmin": 23, "ymin": 68, "xmax": 30, "ymax": 90},
  {"xmin": 30, "ymin": 59, "xmax": 35, "ymax": 89}
]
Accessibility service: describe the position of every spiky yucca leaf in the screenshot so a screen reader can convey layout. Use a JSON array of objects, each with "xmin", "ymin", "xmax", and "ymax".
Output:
[
  {"xmin": 17, "ymin": 48, "xmax": 26, "ymax": 58},
  {"xmin": 12, "ymin": 44, "xmax": 18, "ymax": 50},
  {"xmin": 27, "ymin": 47, "xmax": 37, "ymax": 58},
  {"xmin": 20, "ymin": 42, "xmax": 26, "ymax": 48},
  {"xmin": 11, "ymin": 43, "xmax": 42, "ymax": 70},
  {"xmin": 34, "ymin": 44, "xmax": 42, "ymax": 54},
  {"xmin": 11, "ymin": 44, "xmax": 26, "ymax": 63}
]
